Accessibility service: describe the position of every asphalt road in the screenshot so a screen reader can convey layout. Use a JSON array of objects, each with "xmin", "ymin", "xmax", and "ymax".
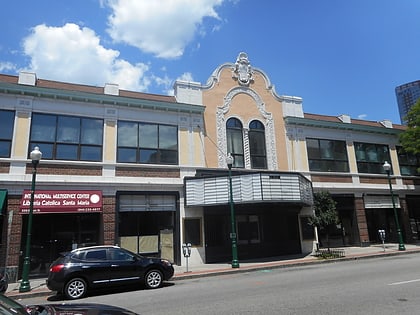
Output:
[{"xmin": 21, "ymin": 253, "xmax": 420, "ymax": 315}]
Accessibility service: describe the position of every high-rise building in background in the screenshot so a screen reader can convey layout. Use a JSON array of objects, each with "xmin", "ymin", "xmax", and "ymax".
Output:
[{"xmin": 396, "ymin": 80, "xmax": 420, "ymax": 124}]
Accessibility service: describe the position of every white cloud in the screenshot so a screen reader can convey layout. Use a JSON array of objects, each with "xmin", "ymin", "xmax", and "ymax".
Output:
[
  {"xmin": 0, "ymin": 62, "xmax": 16, "ymax": 72},
  {"xmin": 105, "ymin": 0, "xmax": 223, "ymax": 59},
  {"xmin": 358, "ymin": 114, "xmax": 367, "ymax": 120},
  {"xmin": 178, "ymin": 72, "xmax": 194, "ymax": 82},
  {"xmin": 22, "ymin": 23, "xmax": 151, "ymax": 91}
]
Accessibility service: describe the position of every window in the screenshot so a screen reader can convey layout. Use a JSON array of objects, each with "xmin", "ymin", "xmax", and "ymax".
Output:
[
  {"xmin": 117, "ymin": 121, "xmax": 178, "ymax": 164},
  {"xmin": 397, "ymin": 146, "xmax": 419, "ymax": 176},
  {"xmin": 30, "ymin": 113, "xmax": 103, "ymax": 161},
  {"xmin": 237, "ymin": 215, "xmax": 260, "ymax": 244},
  {"xmin": 109, "ymin": 248, "xmax": 135, "ymax": 261},
  {"xmin": 249, "ymin": 120, "xmax": 267, "ymax": 169},
  {"xmin": 0, "ymin": 110, "xmax": 14, "ymax": 158},
  {"xmin": 306, "ymin": 138, "xmax": 349, "ymax": 172},
  {"xmin": 226, "ymin": 118, "xmax": 244, "ymax": 168},
  {"xmin": 183, "ymin": 218, "xmax": 202, "ymax": 246},
  {"xmin": 354, "ymin": 142, "xmax": 390, "ymax": 174},
  {"xmin": 85, "ymin": 249, "xmax": 107, "ymax": 260}
]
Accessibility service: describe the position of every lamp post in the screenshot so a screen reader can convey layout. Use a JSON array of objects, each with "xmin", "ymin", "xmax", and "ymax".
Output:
[
  {"xmin": 383, "ymin": 161, "xmax": 405, "ymax": 251},
  {"xmin": 226, "ymin": 153, "xmax": 239, "ymax": 268},
  {"xmin": 19, "ymin": 146, "xmax": 42, "ymax": 292}
]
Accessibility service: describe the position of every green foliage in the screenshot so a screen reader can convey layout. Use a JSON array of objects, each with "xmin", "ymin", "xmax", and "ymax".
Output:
[
  {"xmin": 308, "ymin": 191, "xmax": 339, "ymax": 230},
  {"xmin": 400, "ymin": 99, "xmax": 420, "ymax": 155}
]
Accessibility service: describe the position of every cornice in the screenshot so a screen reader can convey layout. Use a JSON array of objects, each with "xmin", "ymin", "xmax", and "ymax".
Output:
[
  {"xmin": 284, "ymin": 116, "xmax": 402, "ymax": 135},
  {"xmin": 0, "ymin": 82, "xmax": 205, "ymax": 114}
]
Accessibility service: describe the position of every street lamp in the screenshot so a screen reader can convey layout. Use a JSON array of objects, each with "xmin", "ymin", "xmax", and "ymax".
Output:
[
  {"xmin": 19, "ymin": 146, "xmax": 42, "ymax": 292},
  {"xmin": 226, "ymin": 153, "xmax": 239, "ymax": 268},
  {"xmin": 383, "ymin": 161, "xmax": 405, "ymax": 251}
]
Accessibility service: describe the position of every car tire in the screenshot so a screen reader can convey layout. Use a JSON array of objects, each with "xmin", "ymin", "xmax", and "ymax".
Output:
[
  {"xmin": 64, "ymin": 277, "xmax": 87, "ymax": 299},
  {"xmin": 144, "ymin": 269, "xmax": 163, "ymax": 289}
]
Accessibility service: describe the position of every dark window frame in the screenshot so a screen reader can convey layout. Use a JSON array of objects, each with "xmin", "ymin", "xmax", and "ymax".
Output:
[
  {"xmin": 306, "ymin": 138, "xmax": 349, "ymax": 172},
  {"xmin": 29, "ymin": 113, "xmax": 103, "ymax": 161},
  {"xmin": 226, "ymin": 118, "xmax": 244, "ymax": 168},
  {"xmin": 0, "ymin": 110, "xmax": 15, "ymax": 158},
  {"xmin": 248, "ymin": 120, "xmax": 267, "ymax": 169},
  {"xmin": 397, "ymin": 146, "xmax": 419, "ymax": 176},
  {"xmin": 117, "ymin": 120, "xmax": 178, "ymax": 165},
  {"xmin": 354, "ymin": 142, "xmax": 391, "ymax": 174}
]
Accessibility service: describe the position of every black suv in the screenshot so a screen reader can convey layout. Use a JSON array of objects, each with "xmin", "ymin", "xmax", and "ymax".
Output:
[{"xmin": 47, "ymin": 245, "xmax": 174, "ymax": 299}]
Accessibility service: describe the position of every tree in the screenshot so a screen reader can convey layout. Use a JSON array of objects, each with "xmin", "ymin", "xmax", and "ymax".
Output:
[
  {"xmin": 309, "ymin": 191, "xmax": 339, "ymax": 250},
  {"xmin": 400, "ymin": 99, "xmax": 420, "ymax": 155}
]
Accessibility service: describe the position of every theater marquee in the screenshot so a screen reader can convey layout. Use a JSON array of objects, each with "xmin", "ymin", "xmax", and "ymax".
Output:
[{"xmin": 20, "ymin": 190, "xmax": 102, "ymax": 214}]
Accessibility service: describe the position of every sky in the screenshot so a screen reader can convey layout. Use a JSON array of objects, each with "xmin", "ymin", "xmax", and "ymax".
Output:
[{"xmin": 1, "ymin": 0, "xmax": 419, "ymax": 124}]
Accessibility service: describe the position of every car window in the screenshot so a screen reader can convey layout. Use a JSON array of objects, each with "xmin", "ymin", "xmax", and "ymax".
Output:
[
  {"xmin": 109, "ymin": 248, "xmax": 135, "ymax": 261},
  {"xmin": 85, "ymin": 249, "xmax": 107, "ymax": 260}
]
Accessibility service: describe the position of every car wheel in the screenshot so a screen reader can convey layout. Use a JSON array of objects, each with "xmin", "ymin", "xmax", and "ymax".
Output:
[
  {"xmin": 64, "ymin": 278, "xmax": 87, "ymax": 299},
  {"xmin": 144, "ymin": 269, "xmax": 163, "ymax": 289}
]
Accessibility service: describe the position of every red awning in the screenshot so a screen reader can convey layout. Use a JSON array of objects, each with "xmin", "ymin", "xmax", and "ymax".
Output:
[{"xmin": 20, "ymin": 190, "xmax": 102, "ymax": 214}]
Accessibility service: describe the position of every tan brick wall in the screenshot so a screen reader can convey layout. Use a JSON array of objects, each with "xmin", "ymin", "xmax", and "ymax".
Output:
[
  {"xmin": 0, "ymin": 162, "xmax": 10, "ymax": 174},
  {"xmin": 311, "ymin": 175, "xmax": 353, "ymax": 183},
  {"xmin": 102, "ymin": 196, "xmax": 116, "ymax": 245},
  {"xmin": 355, "ymin": 197, "xmax": 369, "ymax": 245},
  {"xmin": 26, "ymin": 163, "xmax": 102, "ymax": 176},
  {"xmin": 6, "ymin": 196, "xmax": 23, "ymax": 267},
  {"xmin": 115, "ymin": 167, "xmax": 180, "ymax": 178},
  {"xmin": 359, "ymin": 177, "xmax": 392, "ymax": 185}
]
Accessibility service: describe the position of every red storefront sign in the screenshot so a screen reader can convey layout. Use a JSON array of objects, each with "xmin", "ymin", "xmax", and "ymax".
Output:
[{"xmin": 20, "ymin": 190, "xmax": 102, "ymax": 214}]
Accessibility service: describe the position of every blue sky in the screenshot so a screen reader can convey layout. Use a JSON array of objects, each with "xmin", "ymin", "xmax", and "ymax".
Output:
[{"xmin": 1, "ymin": 0, "xmax": 419, "ymax": 124}]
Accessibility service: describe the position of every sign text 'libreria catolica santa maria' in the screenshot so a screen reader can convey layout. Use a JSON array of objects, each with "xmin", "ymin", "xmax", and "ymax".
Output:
[{"xmin": 19, "ymin": 190, "xmax": 102, "ymax": 214}]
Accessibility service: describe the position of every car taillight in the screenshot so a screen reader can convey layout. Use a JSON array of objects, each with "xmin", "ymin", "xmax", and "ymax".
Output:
[
  {"xmin": 161, "ymin": 259, "xmax": 172, "ymax": 267},
  {"xmin": 50, "ymin": 264, "xmax": 65, "ymax": 273}
]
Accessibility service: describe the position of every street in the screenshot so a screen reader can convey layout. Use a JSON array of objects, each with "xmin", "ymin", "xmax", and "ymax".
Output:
[{"xmin": 21, "ymin": 253, "xmax": 420, "ymax": 315}]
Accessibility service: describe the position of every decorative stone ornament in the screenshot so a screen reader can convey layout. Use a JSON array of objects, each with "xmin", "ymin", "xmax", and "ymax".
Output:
[{"xmin": 232, "ymin": 52, "xmax": 254, "ymax": 86}]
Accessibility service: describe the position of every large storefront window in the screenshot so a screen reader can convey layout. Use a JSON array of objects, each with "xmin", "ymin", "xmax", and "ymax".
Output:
[
  {"xmin": 397, "ymin": 146, "xmax": 419, "ymax": 176},
  {"xmin": 306, "ymin": 138, "xmax": 349, "ymax": 172},
  {"xmin": 20, "ymin": 213, "xmax": 101, "ymax": 277},
  {"xmin": 249, "ymin": 120, "xmax": 267, "ymax": 169},
  {"xmin": 117, "ymin": 121, "xmax": 178, "ymax": 164},
  {"xmin": 354, "ymin": 142, "xmax": 390, "ymax": 174},
  {"xmin": 118, "ymin": 193, "xmax": 177, "ymax": 262},
  {"xmin": 226, "ymin": 118, "xmax": 244, "ymax": 168},
  {"xmin": 30, "ymin": 113, "xmax": 103, "ymax": 161},
  {"xmin": 0, "ymin": 110, "xmax": 15, "ymax": 158}
]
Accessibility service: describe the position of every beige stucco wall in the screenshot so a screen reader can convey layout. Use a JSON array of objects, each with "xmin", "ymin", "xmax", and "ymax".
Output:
[
  {"xmin": 13, "ymin": 111, "xmax": 31, "ymax": 158},
  {"xmin": 202, "ymin": 67, "xmax": 289, "ymax": 170},
  {"xmin": 104, "ymin": 120, "xmax": 116, "ymax": 163}
]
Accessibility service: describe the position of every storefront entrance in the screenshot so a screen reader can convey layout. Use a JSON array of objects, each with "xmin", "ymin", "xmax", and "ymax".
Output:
[
  {"xmin": 117, "ymin": 193, "xmax": 179, "ymax": 264},
  {"xmin": 20, "ymin": 213, "xmax": 101, "ymax": 277},
  {"xmin": 204, "ymin": 204, "xmax": 301, "ymax": 263}
]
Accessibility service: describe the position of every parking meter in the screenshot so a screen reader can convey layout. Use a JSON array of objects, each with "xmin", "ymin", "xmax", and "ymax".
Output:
[
  {"xmin": 378, "ymin": 229, "xmax": 386, "ymax": 251},
  {"xmin": 182, "ymin": 243, "xmax": 192, "ymax": 273},
  {"xmin": 182, "ymin": 243, "xmax": 191, "ymax": 258}
]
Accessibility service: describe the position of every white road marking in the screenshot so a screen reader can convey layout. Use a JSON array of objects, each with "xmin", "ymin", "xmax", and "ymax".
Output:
[{"xmin": 389, "ymin": 278, "xmax": 420, "ymax": 286}]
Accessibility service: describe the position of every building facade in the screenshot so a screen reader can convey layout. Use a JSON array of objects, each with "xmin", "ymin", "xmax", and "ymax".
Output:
[
  {"xmin": 0, "ymin": 53, "xmax": 419, "ymax": 281},
  {"xmin": 396, "ymin": 80, "xmax": 420, "ymax": 124}
]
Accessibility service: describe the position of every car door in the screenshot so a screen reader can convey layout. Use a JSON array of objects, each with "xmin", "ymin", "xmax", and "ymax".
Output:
[
  {"xmin": 81, "ymin": 248, "xmax": 113, "ymax": 288},
  {"xmin": 107, "ymin": 248, "xmax": 142, "ymax": 285}
]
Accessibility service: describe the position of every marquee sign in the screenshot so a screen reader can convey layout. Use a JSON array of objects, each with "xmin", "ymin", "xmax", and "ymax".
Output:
[{"xmin": 20, "ymin": 190, "xmax": 102, "ymax": 214}]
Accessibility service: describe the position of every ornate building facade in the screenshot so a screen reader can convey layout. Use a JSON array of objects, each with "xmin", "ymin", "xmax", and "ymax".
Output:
[{"xmin": 0, "ymin": 53, "xmax": 418, "ymax": 281}]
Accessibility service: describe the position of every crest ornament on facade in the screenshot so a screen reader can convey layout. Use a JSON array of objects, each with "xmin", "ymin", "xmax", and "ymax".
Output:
[{"xmin": 232, "ymin": 52, "xmax": 254, "ymax": 86}]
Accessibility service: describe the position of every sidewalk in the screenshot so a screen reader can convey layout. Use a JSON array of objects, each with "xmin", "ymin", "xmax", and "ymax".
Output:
[{"xmin": 6, "ymin": 243, "xmax": 420, "ymax": 300}]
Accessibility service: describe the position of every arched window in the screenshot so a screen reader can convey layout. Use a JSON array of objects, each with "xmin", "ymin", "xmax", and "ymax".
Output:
[
  {"xmin": 249, "ymin": 120, "xmax": 267, "ymax": 169},
  {"xmin": 226, "ymin": 118, "xmax": 244, "ymax": 168}
]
